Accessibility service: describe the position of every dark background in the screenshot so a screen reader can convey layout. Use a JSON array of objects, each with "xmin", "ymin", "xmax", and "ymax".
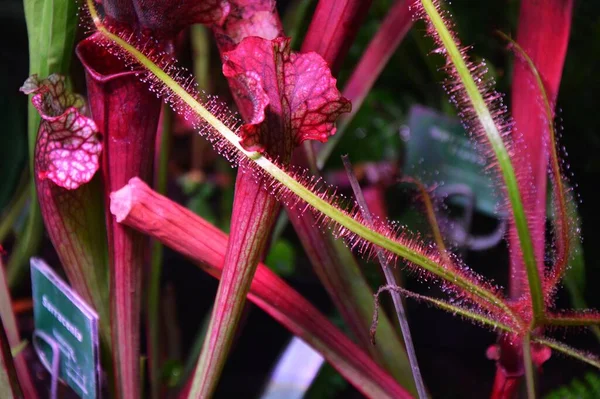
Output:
[{"xmin": 1, "ymin": 0, "xmax": 599, "ymax": 397}]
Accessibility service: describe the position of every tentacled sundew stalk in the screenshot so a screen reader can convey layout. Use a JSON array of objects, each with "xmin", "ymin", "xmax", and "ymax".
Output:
[
  {"xmin": 84, "ymin": 0, "xmax": 518, "ymax": 326},
  {"xmin": 412, "ymin": 0, "xmax": 543, "ymax": 323}
]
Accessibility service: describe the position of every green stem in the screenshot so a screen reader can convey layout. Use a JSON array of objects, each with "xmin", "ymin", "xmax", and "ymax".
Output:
[
  {"xmin": 373, "ymin": 285, "xmax": 514, "ymax": 334},
  {"xmin": 0, "ymin": 181, "xmax": 29, "ymax": 245},
  {"xmin": 523, "ymin": 334, "xmax": 536, "ymax": 399},
  {"xmin": 544, "ymin": 315, "xmax": 600, "ymax": 327},
  {"xmin": 148, "ymin": 105, "xmax": 172, "ymax": 399},
  {"xmin": 6, "ymin": 197, "xmax": 42, "ymax": 287},
  {"xmin": 533, "ymin": 337, "xmax": 600, "ymax": 369},
  {"xmin": 343, "ymin": 156, "xmax": 426, "ymax": 398},
  {"xmin": 418, "ymin": 0, "xmax": 543, "ymax": 323}
]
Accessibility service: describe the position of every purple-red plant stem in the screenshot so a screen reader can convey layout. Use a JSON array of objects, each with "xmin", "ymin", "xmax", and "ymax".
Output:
[
  {"xmin": 191, "ymin": 178, "xmax": 281, "ymax": 397},
  {"xmin": 508, "ymin": 0, "xmax": 573, "ymax": 299},
  {"xmin": 0, "ymin": 315, "xmax": 22, "ymax": 399},
  {"xmin": 342, "ymin": 155, "xmax": 427, "ymax": 398},
  {"xmin": 495, "ymin": 1, "xmax": 574, "ymax": 396},
  {"xmin": 301, "ymin": 0, "xmax": 373, "ymax": 75},
  {"xmin": 317, "ymin": 0, "xmax": 413, "ymax": 167},
  {"xmin": 0, "ymin": 258, "xmax": 37, "ymax": 398},
  {"xmin": 77, "ymin": 34, "xmax": 162, "ymax": 399},
  {"xmin": 109, "ymin": 177, "xmax": 413, "ymax": 399},
  {"xmin": 187, "ymin": 4, "xmax": 286, "ymax": 396}
]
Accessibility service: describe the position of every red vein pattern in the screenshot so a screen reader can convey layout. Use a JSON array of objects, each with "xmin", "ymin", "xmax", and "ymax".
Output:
[
  {"xmin": 223, "ymin": 36, "xmax": 351, "ymax": 153},
  {"xmin": 21, "ymin": 75, "xmax": 101, "ymax": 190}
]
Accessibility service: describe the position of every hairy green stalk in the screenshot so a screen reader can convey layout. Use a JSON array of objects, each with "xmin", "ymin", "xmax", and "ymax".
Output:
[
  {"xmin": 522, "ymin": 334, "xmax": 536, "ymax": 399},
  {"xmin": 417, "ymin": 0, "xmax": 543, "ymax": 323},
  {"xmin": 148, "ymin": 105, "xmax": 172, "ymax": 399},
  {"xmin": 86, "ymin": 0, "xmax": 515, "ymax": 324}
]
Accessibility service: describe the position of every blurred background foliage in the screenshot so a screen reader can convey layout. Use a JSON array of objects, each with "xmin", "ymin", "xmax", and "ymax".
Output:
[{"xmin": 1, "ymin": 0, "xmax": 600, "ymax": 397}]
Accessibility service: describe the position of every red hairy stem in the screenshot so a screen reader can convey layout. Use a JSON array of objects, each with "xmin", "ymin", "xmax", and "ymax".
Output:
[
  {"xmin": 301, "ymin": 0, "xmax": 373, "ymax": 75},
  {"xmin": 0, "ymin": 258, "xmax": 36, "ymax": 398},
  {"xmin": 507, "ymin": 0, "xmax": 573, "ymax": 299},
  {"xmin": 109, "ymin": 177, "xmax": 412, "ymax": 399},
  {"xmin": 77, "ymin": 34, "xmax": 162, "ymax": 399}
]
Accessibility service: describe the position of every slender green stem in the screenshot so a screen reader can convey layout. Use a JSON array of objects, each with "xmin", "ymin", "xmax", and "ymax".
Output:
[
  {"xmin": 533, "ymin": 337, "xmax": 600, "ymax": 369},
  {"xmin": 87, "ymin": 0, "xmax": 516, "ymax": 324},
  {"xmin": 6, "ymin": 199, "xmax": 42, "ymax": 287},
  {"xmin": 418, "ymin": 0, "xmax": 543, "ymax": 323},
  {"xmin": 374, "ymin": 285, "xmax": 514, "ymax": 334},
  {"xmin": 0, "ymin": 181, "xmax": 29, "ymax": 245},
  {"xmin": 544, "ymin": 315, "xmax": 600, "ymax": 327},
  {"xmin": 343, "ymin": 156, "xmax": 428, "ymax": 399},
  {"xmin": 148, "ymin": 105, "xmax": 172, "ymax": 399},
  {"xmin": 403, "ymin": 178, "xmax": 447, "ymax": 256},
  {"xmin": 522, "ymin": 334, "xmax": 536, "ymax": 399}
]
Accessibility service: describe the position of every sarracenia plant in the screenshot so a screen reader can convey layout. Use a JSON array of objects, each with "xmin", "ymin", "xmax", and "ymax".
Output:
[
  {"xmin": 74, "ymin": 0, "xmax": 600, "ymax": 394},
  {"xmin": 17, "ymin": 0, "xmax": 599, "ymax": 397}
]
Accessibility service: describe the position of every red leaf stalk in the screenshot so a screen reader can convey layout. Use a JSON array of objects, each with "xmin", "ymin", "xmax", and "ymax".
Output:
[
  {"xmin": 0, "ymin": 258, "xmax": 36, "ymax": 398},
  {"xmin": 301, "ymin": 0, "xmax": 374, "ymax": 75},
  {"xmin": 20, "ymin": 75, "xmax": 111, "ymax": 350},
  {"xmin": 109, "ymin": 177, "xmax": 413, "ymax": 399},
  {"xmin": 0, "ymin": 316, "xmax": 22, "ymax": 398},
  {"xmin": 77, "ymin": 34, "xmax": 162, "ymax": 399},
  {"xmin": 187, "ymin": 3, "xmax": 286, "ymax": 395},
  {"xmin": 496, "ymin": 1, "xmax": 573, "ymax": 396},
  {"xmin": 508, "ymin": 0, "xmax": 574, "ymax": 300},
  {"xmin": 316, "ymin": 0, "xmax": 413, "ymax": 165},
  {"xmin": 340, "ymin": 0, "xmax": 412, "ymax": 126}
]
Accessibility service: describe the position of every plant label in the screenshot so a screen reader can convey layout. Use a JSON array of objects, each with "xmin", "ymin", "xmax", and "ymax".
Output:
[
  {"xmin": 404, "ymin": 104, "xmax": 501, "ymax": 216},
  {"xmin": 30, "ymin": 258, "xmax": 100, "ymax": 399}
]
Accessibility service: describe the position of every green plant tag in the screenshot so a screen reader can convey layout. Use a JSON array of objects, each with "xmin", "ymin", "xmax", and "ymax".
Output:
[
  {"xmin": 404, "ymin": 105, "xmax": 500, "ymax": 216},
  {"xmin": 30, "ymin": 258, "xmax": 100, "ymax": 399}
]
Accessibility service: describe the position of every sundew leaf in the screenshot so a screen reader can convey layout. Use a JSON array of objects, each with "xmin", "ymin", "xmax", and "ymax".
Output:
[
  {"xmin": 84, "ymin": 0, "xmax": 516, "ymax": 326},
  {"xmin": 412, "ymin": 0, "xmax": 544, "ymax": 321}
]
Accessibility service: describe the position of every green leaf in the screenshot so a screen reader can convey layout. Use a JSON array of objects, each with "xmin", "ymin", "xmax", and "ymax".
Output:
[
  {"xmin": 9, "ymin": 0, "xmax": 79, "ymax": 285},
  {"xmin": 265, "ymin": 239, "xmax": 297, "ymax": 277}
]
